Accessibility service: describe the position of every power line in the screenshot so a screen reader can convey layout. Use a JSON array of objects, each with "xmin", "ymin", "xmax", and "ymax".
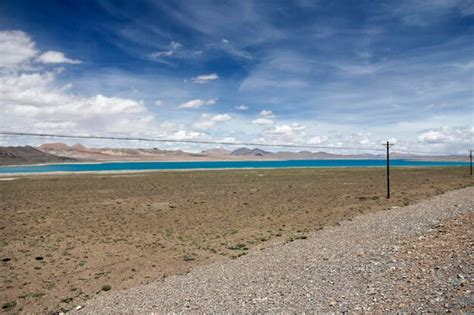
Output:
[
  {"xmin": 0, "ymin": 131, "xmax": 387, "ymax": 152},
  {"xmin": 0, "ymin": 131, "xmax": 465, "ymax": 156}
]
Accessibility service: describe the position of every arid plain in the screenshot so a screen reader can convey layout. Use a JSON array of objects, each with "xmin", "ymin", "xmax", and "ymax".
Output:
[{"xmin": 0, "ymin": 167, "xmax": 472, "ymax": 313}]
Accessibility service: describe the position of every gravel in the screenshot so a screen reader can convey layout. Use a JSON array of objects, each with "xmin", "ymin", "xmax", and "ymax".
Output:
[{"xmin": 77, "ymin": 187, "xmax": 473, "ymax": 313}]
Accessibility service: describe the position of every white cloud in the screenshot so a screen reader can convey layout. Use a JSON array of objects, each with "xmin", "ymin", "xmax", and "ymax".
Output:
[
  {"xmin": 211, "ymin": 114, "xmax": 231, "ymax": 122},
  {"xmin": 34, "ymin": 121, "xmax": 77, "ymax": 130},
  {"xmin": 252, "ymin": 109, "xmax": 275, "ymax": 125},
  {"xmin": 169, "ymin": 130, "xmax": 206, "ymax": 140},
  {"xmin": 170, "ymin": 41, "xmax": 182, "ymax": 49},
  {"xmin": 155, "ymin": 100, "xmax": 163, "ymax": 106},
  {"xmin": 0, "ymin": 29, "xmax": 159, "ymax": 140},
  {"xmin": 417, "ymin": 126, "xmax": 474, "ymax": 144},
  {"xmin": 267, "ymin": 123, "xmax": 306, "ymax": 135},
  {"xmin": 307, "ymin": 135, "xmax": 329, "ymax": 145},
  {"xmin": 177, "ymin": 98, "xmax": 217, "ymax": 109},
  {"xmin": 0, "ymin": 70, "xmax": 158, "ymax": 137},
  {"xmin": 418, "ymin": 130, "xmax": 451, "ymax": 143},
  {"xmin": 343, "ymin": 131, "xmax": 375, "ymax": 147},
  {"xmin": 260, "ymin": 109, "xmax": 274, "ymax": 117},
  {"xmin": 191, "ymin": 73, "xmax": 219, "ymax": 84},
  {"xmin": 150, "ymin": 41, "xmax": 183, "ymax": 60},
  {"xmin": 235, "ymin": 105, "xmax": 249, "ymax": 111},
  {"xmin": 193, "ymin": 113, "xmax": 232, "ymax": 129},
  {"xmin": 0, "ymin": 30, "xmax": 82, "ymax": 69},
  {"xmin": 37, "ymin": 51, "xmax": 82, "ymax": 64},
  {"xmin": 193, "ymin": 121, "xmax": 216, "ymax": 130},
  {"xmin": 259, "ymin": 123, "xmax": 307, "ymax": 144},
  {"xmin": 252, "ymin": 118, "xmax": 274, "ymax": 125},
  {"xmin": 151, "ymin": 50, "xmax": 174, "ymax": 58},
  {"xmin": 0, "ymin": 30, "xmax": 38, "ymax": 68}
]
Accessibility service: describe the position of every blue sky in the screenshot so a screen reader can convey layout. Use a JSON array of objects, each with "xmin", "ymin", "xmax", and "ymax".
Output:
[{"xmin": 0, "ymin": 0, "xmax": 472, "ymax": 153}]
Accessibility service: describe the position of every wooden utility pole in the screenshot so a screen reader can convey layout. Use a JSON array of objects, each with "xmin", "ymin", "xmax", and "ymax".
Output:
[
  {"xmin": 470, "ymin": 149, "xmax": 472, "ymax": 176},
  {"xmin": 384, "ymin": 141, "xmax": 394, "ymax": 199}
]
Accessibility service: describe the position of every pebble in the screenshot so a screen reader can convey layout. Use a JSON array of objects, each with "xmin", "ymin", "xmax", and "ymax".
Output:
[{"xmin": 75, "ymin": 187, "xmax": 473, "ymax": 314}]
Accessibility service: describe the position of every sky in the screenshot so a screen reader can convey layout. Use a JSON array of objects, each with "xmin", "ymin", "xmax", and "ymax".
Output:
[{"xmin": 0, "ymin": 0, "xmax": 473, "ymax": 154}]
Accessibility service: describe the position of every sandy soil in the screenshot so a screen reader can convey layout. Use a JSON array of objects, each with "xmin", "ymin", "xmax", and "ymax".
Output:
[{"xmin": 0, "ymin": 167, "xmax": 472, "ymax": 313}]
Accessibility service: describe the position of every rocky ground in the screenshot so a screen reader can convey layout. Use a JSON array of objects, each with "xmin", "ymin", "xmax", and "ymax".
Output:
[
  {"xmin": 0, "ymin": 167, "xmax": 471, "ymax": 313},
  {"xmin": 77, "ymin": 187, "xmax": 473, "ymax": 313}
]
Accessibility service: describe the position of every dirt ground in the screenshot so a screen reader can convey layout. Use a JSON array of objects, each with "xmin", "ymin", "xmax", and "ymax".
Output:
[{"xmin": 0, "ymin": 167, "xmax": 472, "ymax": 313}]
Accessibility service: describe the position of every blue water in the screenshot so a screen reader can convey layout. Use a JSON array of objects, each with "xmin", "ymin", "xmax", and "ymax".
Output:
[{"xmin": 0, "ymin": 159, "xmax": 468, "ymax": 174}]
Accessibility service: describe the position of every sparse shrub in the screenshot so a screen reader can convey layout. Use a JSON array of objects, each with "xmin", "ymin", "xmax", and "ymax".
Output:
[
  {"xmin": 182, "ymin": 255, "xmax": 195, "ymax": 261},
  {"xmin": 2, "ymin": 301, "xmax": 16, "ymax": 310},
  {"xmin": 227, "ymin": 243, "xmax": 247, "ymax": 250},
  {"xmin": 31, "ymin": 292, "xmax": 45, "ymax": 298}
]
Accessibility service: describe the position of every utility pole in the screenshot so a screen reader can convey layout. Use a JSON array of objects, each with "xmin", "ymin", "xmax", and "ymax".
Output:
[
  {"xmin": 384, "ymin": 141, "xmax": 394, "ymax": 199},
  {"xmin": 470, "ymin": 149, "xmax": 472, "ymax": 176}
]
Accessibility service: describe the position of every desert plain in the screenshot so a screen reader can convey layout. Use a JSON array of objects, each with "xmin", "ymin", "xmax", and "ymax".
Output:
[{"xmin": 0, "ymin": 167, "xmax": 472, "ymax": 313}]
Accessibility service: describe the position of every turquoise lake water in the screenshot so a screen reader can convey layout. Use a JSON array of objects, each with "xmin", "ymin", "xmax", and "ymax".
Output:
[{"xmin": 0, "ymin": 159, "xmax": 468, "ymax": 174}]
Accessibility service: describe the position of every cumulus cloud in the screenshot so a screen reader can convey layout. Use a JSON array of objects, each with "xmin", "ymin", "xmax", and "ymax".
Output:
[
  {"xmin": 177, "ymin": 98, "xmax": 217, "ymax": 109},
  {"xmin": 193, "ymin": 120, "xmax": 215, "ymax": 130},
  {"xmin": 191, "ymin": 73, "xmax": 219, "ymax": 84},
  {"xmin": 169, "ymin": 130, "xmax": 206, "ymax": 140},
  {"xmin": 0, "ymin": 30, "xmax": 82, "ymax": 69},
  {"xmin": 1, "ymin": 72, "xmax": 146, "ymax": 116},
  {"xmin": 307, "ymin": 135, "xmax": 329, "ymax": 145},
  {"xmin": 267, "ymin": 123, "xmax": 306, "ymax": 135},
  {"xmin": 259, "ymin": 123, "xmax": 307, "ymax": 144},
  {"xmin": 235, "ymin": 105, "xmax": 249, "ymax": 111},
  {"xmin": 260, "ymin": 109, "xmax": 274, "ymax": 117},
  {"xmin": 417, "ymin": 126, "xmax": 473, "ymax": 144},
  {"xmin": 343, "ymin": 131, "xmax": 376, "ymax": 147},
  {"xmin": 252, "ymin": 109, "xmax": 276, "ymax": 125},
  {"xmin": 37, "ymin": 51, "xmax": 82, "ymax": 64},
  {"xmin": 252, "ymin": 118, "xmax": 274, "ymax": 125},
  {"xmin": 0, "ymin": 30, "xmax": 38, "ymax": 68},
  {"xmin": 0, "ymin": 30, "xmax": 161, "ymax": 142},
  {"xmin": 211, "ymin": 114, "xmax": 231, "ymax": 122},
  {"xmin": 0, "ymin": 70, "xmax": 153, "ymax": 132},
  {"xmin": 193, "ymin": 113, "xmax": 232, "ymax": 129}
]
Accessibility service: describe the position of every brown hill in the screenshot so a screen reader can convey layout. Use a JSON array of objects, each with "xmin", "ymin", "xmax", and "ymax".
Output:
[
  {"xmin": 38, "ymin": 143, "xmax": 70, "ymax": 151},
  {"xmin": 0, "ymin": 146, "xmax": 77, "ymax": 166},
  {"xmin": 201, "ymin": 148, "xmax": 231, "ymax": 156},
  {"xmin": 230, "ymin": 147, "xmax": 272, "ymax": 156},
  {"xmin": 70, "ymin": 143, "xmax": 88, "ymax": 151}
]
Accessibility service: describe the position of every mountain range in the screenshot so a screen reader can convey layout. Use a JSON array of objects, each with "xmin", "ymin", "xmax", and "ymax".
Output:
[
  {"xmin": 0, "ymin": 146, "xmax": 76, "ymax": 166},
  {"xmin": 0, "ymin": 143, "xmax": 468, "ymax": 166}
]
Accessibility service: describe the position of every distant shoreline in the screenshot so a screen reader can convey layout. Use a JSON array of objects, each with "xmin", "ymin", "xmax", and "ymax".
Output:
[
  {"xmin": 0, "ymin": 155, "xmax": 468, "ymax": 168},
  {"xmin": 0, "ymin": 160, "xmax": 469, "ymax": 177}
]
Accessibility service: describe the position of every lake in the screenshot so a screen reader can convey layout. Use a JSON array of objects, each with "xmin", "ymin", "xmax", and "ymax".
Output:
[{"xmin": 0, "ymin": 159, "xmax": 469, "ymax": 174}]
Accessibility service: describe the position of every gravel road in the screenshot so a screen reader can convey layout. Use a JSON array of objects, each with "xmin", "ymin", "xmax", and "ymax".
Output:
[{"xmin": 77, "ymin": 187, "xmax": 473, "ymax": 313}]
